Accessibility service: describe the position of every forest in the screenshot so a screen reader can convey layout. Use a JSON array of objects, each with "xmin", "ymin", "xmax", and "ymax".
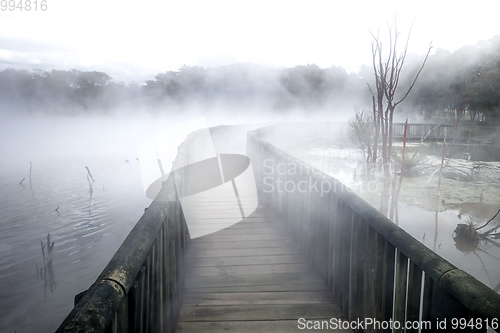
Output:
[{"xmin": 0, "ymin": 35, "xmax": 498, "ymax": 124}]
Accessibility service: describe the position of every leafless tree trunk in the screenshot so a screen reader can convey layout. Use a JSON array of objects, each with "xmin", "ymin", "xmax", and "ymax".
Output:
[
  {"xmin": 367, "ymin": 21, "xmax": 432, "ymax": 216},
  {"xmin": 372, "ymin": 96, "xmax": 379, "ymax": 163}
]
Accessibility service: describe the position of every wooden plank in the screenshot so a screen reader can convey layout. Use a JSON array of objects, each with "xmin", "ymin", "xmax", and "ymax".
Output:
[
  {"xmin": 179, "ymin": 303, "xmax": 344, "ymax": 321},
  {"xmin": 185, "ymin": 272, "xmax": 325, "ymax": 289},
  {"xmin": 188, "ymin": 239, "xmax": 294, "ymax": 250},
  {"xmin": 176, "ymin": 320, "xmax": 352, "ymax": 333},
  {"xmin": 186, "ymin": 217, "xmax": 280, "ymax": 225},
  {"xmin": 185, "ymin": 254, "xmax": 308, "ymax": 267},
  {"xmin": 176, "ymin": 191, "xmax": 348, "ymax": 333},
  {"xmin": 182, "ymin": 209, "xmax": 276, "ymax": 219},
  {"xmin": 182, "ymin": 291, "xmax": 335, "ymax": 306},
  {"xmin": 215, "ymin": 222, "xmax": 284, "ymax": 229},
  {"xmin": 186, "ymin": 263, "xmax": 313, "ymax": 277},
  {"xmin": 190, "ymin": 233, "xmax": 290, "ymax": 243},
  {"xmin": 186, "ymin": 282, "xmax": 329, "ymax": 293},
  {"xmin": 184, "ymin": 223, "xmax": 281, "ymax": 232},
  {"xmin": 207, "ymin": 227, "xmax": 287, "ymax": 235},
  {"xmin": 238, "ymin": 217, "xmax": 281, "ymax": 223},
  {"xmin": 183, "ymin": 206, "xmax": 270, "ymax": 213},
  {"xmin": 186, "ymin": 246, "xmax": 302, "ymax": 258}
]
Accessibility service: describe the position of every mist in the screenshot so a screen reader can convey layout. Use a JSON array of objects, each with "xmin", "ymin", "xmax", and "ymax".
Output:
[{"xmin": 2, "ymin": 31, "xmax": 500, "ymax": 333}]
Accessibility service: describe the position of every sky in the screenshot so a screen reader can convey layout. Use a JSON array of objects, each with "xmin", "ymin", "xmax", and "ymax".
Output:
[{"xmin": 0, "ymin": 0, "xmax": 499, "ymax": 83}]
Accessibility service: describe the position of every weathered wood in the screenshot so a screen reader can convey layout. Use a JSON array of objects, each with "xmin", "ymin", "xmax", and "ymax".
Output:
[
  {"xmin": 178, "ymin": 201, "xmax": 345, "ymax": 333},
  {"xmin": 182, "ymin": 221, "xmax": 282, "ymax": 231},
  {"xmin": 177, "ymin": 320, "xmax": 351, "ymax": 333},
  {"xmin": 188, "ymin": 233, "xmax": 289, "ymax": 242},
  {"xmin": 58, "ymin": 124, "xmax": 500, "ymax": 333},
  {"xmin": 348, "ymin": 215, "xmax": 367, "ymax": 325},
  {"xmin": 186, "ymin": 246, "xmax": 303, "ymax": 258},
  {"xmin": 205, "ymin": 226, "xmax": 287, "ymax": 235},
  {"xmin": 179, "ymin": 303, "xmax": 344, "ymax": 321},
  {"xmin": 186, "ymin": 263, "xmax": 313, "ymax": 276},
  {"xmin": 185, "ymin": 254, "xmax": 308, "ymax": 267},
  {"xmin": 186, "ymin": 217, "xmax": 280, "ymax": 226},
  {"xmin": 182, "ymin": 291, "xmax": 335, "ymax": 306},
  {"xmin": 185, "ymin": 272, "xmax": 325, "ymax": 289},
  {"xmin": 116, "ymin": 294, "xmax": 128, "ymax": 333},
  {"xmin": 186, "ymin": 282, "xmax": 330, "ymax": 293},
  {"xmin": 406, "ymin": 262, "xmax": 423, "ymax": 333},
  {"xmin": 247, "ymin": 125, "xmax": 500, "ymax": 333},
  {"xmin": 188, "ymin": 239, "xmax": 294, "ymax": 250},
  {"xmin": 394, "ymin": 250, "xmax": 409, "ymax": 333}
]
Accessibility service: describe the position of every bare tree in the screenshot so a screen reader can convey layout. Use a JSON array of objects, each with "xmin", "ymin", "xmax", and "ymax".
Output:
[
  {"xmin": 347, "ymin": 108, "xmax": 375, "ymax": 164},
  {"xmin": 367, "ymin": 20, "xmax": 432, "ymax": 215},
  {"xmin": 368, "ymin": 22, "xmax": 432, "ymax": 167}
]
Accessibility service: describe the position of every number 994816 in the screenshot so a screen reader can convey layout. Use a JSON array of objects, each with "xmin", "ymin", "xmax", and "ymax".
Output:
[{"xmin": 1, "ymin": 0, "xmax": 47, "ymax": 11}]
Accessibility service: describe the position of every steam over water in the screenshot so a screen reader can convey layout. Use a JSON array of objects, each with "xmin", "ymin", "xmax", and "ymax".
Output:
[
  {"xmin": 0, "ymin": 112, "xmax": 309, "ymax": 332},
  {"xmin": 2, "ymin": 115, "xmax": 500, "ymax": 332},
  {"xmin": 0, "ymin": 115, "xmax": 185, "ymax": 332}
]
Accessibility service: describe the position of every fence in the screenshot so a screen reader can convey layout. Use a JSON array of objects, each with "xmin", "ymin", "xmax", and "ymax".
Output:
[
  {"xmin": 54, "ymin": 131, "xmax": 201, "ymax": 332},
  {"xmin": 248, "ymin": 126, "xmax": 500, "ymax": 332}
]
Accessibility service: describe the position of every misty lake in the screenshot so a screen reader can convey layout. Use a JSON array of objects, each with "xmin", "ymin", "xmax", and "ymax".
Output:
[
  {"xmin": 0, "ymin": 113, "xmax": 285, "ymax": 332},
  {"xmin": 2, "ymin": 116, "xmax": 500, "ymax": 332},
  {"xmin": 0, "ymin": 115, "xmax": 184, "ymax": 332}
]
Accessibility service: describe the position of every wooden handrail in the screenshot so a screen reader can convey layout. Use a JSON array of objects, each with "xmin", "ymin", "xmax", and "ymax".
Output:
[
  {"xmin": 248, "ymin": 125, "xmax": 500, "ymax": 332},
  {"xmin": 55, "ymin": 135, "xmax": 193, "ymax": 333}
]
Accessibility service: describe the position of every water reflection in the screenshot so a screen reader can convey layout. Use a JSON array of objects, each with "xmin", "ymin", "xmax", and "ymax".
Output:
[
  {"xmin": 292, "ymin": 142, "xmax": 500, "ymax": 292},
  {"xmin": 39, "ymin": 234, "xmax": 57, "ymax": 297},
  {"xmin": 86, "ymin": 167, "xmax": 94, "ymax": 216}
]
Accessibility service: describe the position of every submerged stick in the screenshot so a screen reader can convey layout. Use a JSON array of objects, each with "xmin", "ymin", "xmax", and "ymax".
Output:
[
  {"xmin": 476, "ymin": 208, "xmax": 500, "ymax": 232},
  {"xmin": 85, "ymin": 166, "xmax": 94, "ymax": 182},
  {"xmin": 437, "ymin": 128, "xmax": 447, "ymax": 197},
  {"xmin": 19, "ymin": 177, "xmax": 25, "ymax": 185},
  {"xmin": 397, "ymin": 119, "xmax": 408, "ymax": 195}
]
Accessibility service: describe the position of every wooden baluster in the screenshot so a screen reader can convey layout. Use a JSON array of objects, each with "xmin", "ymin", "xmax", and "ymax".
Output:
[
  {"xmin": 394, "ymin": 250, "xmax": 409, "ymax": 333},
  {"xmin": 406, "ymin": 262, "xmax": 423, "ymax": 333}
]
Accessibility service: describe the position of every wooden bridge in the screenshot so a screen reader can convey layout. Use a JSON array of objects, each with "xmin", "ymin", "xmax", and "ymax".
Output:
[{"xmin": 56, "ymin": 123, "xmax": 500, "ymax": 333}]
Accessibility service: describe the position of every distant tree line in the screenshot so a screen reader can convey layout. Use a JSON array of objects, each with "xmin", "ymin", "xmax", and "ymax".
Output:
[
  {"xmin": 0, "ymin": 63, "xmax": 370, "ymax": 115},
  {"xmin": 400, "ymin": 35, "xmax": 500, "ymax": 124},
  {"xmin": 0, "ymin": 35, "xmax": 498, "ymax": 121}
]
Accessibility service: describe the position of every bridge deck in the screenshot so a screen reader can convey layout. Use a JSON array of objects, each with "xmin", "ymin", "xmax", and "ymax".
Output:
[{"xmin": 176, "ymin": 200, "xmax": 349, "ymax": 332}]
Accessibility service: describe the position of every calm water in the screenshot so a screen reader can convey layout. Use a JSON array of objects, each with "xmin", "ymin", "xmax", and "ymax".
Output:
[
  {"xmin": 0, "ymin": 115, "xmax": 177, "ymax": 332},
  {"xmin": 3, "ymin": 117, "xmax": 499, "ymax": 332},
  {"xmin": 0, "ymin": 114, "xmax": 266, "ymax": 332},
  {"xmin": 0, "ymin": 156, "xmax": 150, "ymax": 332}
]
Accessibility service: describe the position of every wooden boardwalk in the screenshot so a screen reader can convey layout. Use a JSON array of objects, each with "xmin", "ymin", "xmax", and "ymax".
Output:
[{"xmin": 176, "ymin": 200, "xmax": 350, "ymax": 332}]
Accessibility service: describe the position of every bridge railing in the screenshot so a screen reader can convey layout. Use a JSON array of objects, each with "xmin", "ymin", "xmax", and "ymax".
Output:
[
  {"xmin": 54, "ymin": 124, "xmax": 257, "ymax": 333},
  {"xmin": 55, "ymin": 174, "xmax": 188, "ymax": 333},
  {"xmin": 392, "ymin": 123, "xmax": 454, "ymax": 140},
  {"xmin": 248, "ymin": 126, "xmax": 500, "ymax": 333},
  {"xmin": 392, "ymin": 122, "xmax": 500, "ymax": 143},
  {"xmin": 54, "ymin": 129, "xmax": 208, "ymax": 333}
]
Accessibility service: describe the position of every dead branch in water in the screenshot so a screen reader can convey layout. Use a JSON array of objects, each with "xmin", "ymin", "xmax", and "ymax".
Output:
[
  {"xmin": 476, "ymin": 208, "xmax": 500, "ymax": 231},
  {"xmin": 19, "ymin": 177, "xmax": 25, "ymax": 185},
  {"xmin": 437, "ymin": 128, "xmax": 447, "ymax": 197},
  {"xmin": 420, "ymin": 119, "xmax": 448, "ymax": 143},
  {"xmin": 85, "ymin": 166, "xmax": 94, "ymax": 182}
]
